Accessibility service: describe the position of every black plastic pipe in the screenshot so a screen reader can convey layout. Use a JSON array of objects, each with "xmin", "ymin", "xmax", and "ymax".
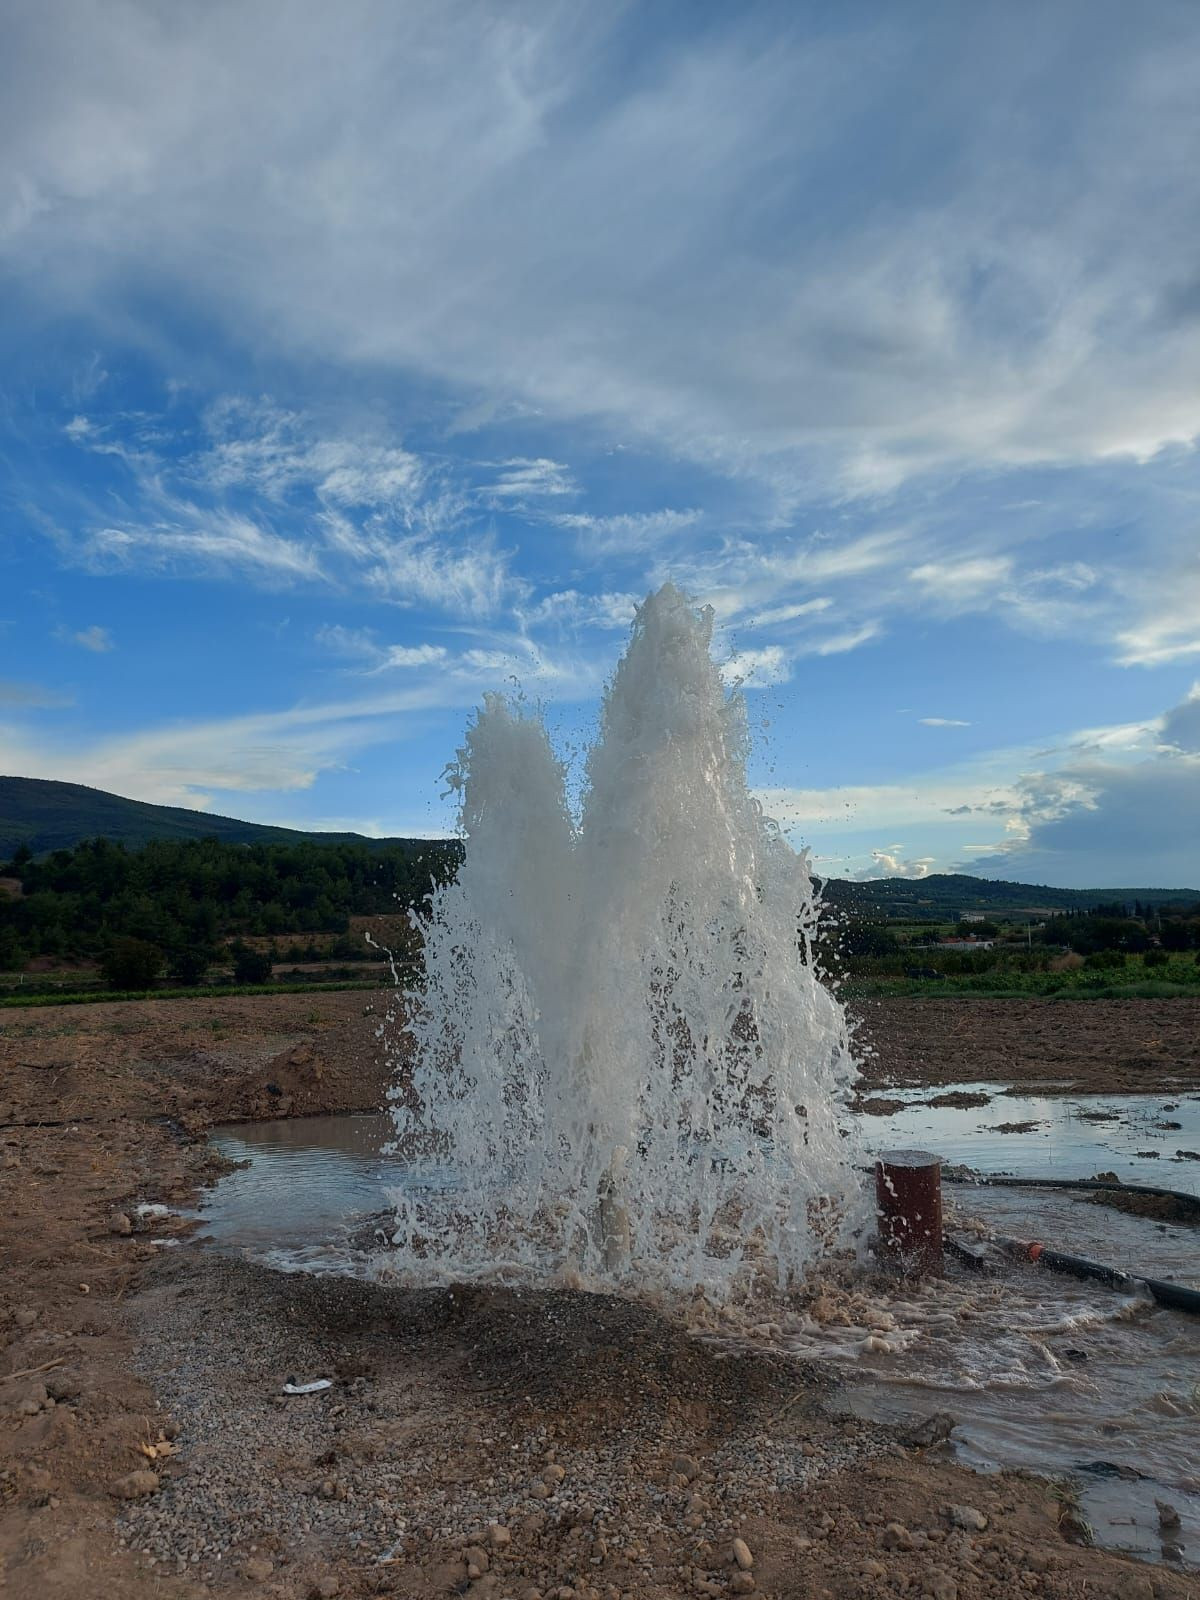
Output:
[{"xmin": 991, "ymin": 1233, "xmax": 1200, "ymax": 1315}]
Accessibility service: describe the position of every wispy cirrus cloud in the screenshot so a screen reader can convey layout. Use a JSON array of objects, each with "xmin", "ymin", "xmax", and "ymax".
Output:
[
  {"xmin": 8, "ymin": 3, "xmax": 1200, "ymax": 490},
  {"xmin": 485, "ymin": 458, "xmax": 577, "ymax": 500}
]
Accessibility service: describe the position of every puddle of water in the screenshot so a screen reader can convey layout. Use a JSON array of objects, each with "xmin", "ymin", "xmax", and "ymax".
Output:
[
  {"xmin": 859, "ymin": 1082, "xmax": 1200, "ymax": 1186},
  {"xmin": 203, "ymin": 1092, "xmax": 1200, "ymax": 1563},
  {"xmin": 203, "ymin": 1114, "xmax": 403, "ymax": 1270}
]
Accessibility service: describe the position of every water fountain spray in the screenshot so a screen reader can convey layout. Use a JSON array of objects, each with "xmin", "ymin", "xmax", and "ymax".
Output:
[{"xmin": 386, "ymin": 584, "xmax": 864, "ymax": 1301}]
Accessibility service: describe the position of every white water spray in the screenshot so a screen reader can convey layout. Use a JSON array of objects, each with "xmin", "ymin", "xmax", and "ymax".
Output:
[{"xmin": 387, "ymin": 585, "xmax": 863, "ymax": 1301}]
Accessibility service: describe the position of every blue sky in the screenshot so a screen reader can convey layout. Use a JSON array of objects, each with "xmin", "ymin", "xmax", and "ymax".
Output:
[{"xmin": 2, "ymin": 1, "xmax": 1199, "ymax": 887}]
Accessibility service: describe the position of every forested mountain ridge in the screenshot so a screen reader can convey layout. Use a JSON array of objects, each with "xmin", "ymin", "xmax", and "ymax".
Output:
[
  {"xmin": 818, "ymin": 871, "xmax": 1200, "ymax": 918},
  {"xmin": 0, "ymin": 776, "xmax": 420, "ymax": 856}
]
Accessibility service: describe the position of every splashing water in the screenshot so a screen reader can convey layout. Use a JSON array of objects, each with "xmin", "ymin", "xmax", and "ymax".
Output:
[{"xmin": 386, "ymin": 584, "xmax": 864, "ymax": 1301}]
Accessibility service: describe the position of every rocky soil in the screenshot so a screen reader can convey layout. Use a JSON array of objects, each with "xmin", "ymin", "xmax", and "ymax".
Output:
[{"xmin": 2, "ymin": 989, "xmax": 1198, "ymax": 1599}]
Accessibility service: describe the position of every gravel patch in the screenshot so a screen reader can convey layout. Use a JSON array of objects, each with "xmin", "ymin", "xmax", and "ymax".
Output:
[{"xmin": 118, "ymin": 1256, "xmax": 888, "ymax": 1592}]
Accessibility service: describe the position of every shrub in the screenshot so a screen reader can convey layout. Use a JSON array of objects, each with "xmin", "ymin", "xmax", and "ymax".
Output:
[
  {"xmin": 168, "ymin": 947, "xmax": 211, "ymax": 986},
  {"xmin": 230, "ymin": 942, "xmax": 273, "ymax": 984},
  {"xmin": 101, "ymin": 936, "xmax": 163, "ymax": 991},
  {"xmin": 1143, "ymin": 948, "xmax": 1169, "ymax": 969},
  {"xmin": 1084, "ymin": 949, "xmax": 1125, "ymax": 970}
]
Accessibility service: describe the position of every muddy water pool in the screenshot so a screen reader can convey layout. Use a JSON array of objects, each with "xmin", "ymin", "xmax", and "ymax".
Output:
[{"xmin": 201, "ymin": 1091, "xmax": 1200, "ymax": 1564}]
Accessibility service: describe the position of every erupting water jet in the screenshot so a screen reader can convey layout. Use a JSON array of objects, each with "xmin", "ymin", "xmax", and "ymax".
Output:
[{"xmin": 386, "ymin": 584, "xmax": 864, "ymax": 1302}]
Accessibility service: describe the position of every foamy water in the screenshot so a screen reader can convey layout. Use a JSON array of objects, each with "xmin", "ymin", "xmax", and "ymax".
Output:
[{"xmin": 383, "ymin": 585, "xmax": 863, "ymax": 1298}]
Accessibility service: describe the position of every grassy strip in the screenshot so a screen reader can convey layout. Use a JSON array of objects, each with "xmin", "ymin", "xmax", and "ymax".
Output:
[
  {"xmin": 0, "ymin": 978, "xmax": 392, "ymax": 1009},
  {"xmin": 842, "ymin": 977, "xmax": 1199, "ymax": 1001}
]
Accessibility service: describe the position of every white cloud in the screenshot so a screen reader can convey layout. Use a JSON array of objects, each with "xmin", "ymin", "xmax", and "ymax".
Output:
[
  {"xmin": 486, "ymin": 458, "xmax": 577, "ymax": 499},
  {"xmin": 195, "ymin": 397, "xmax": 425, "ymax": 510},
  {"xmin": 525, "ymin": 589, "xmax": 640, "ymax": 630},
  {"xmin": 910, "ymin": 557, "xmax": 1013, "ymax": 609},
  {"xmin": 919, "ymin": 717, "xmax": 970, "ymax": 728},
  {"xmin": 757, "ymin": 696, "xmax": 1194, "ymax": 885},
  {"xmin": 720, "ymin": 646, "xmax": 790, "ymax": 689},
  {"xmin": 376, "ymin": 644, "xmax": 450, "ymax": 670},
  {"xmin": 804, "ymin": 621, "xmax": 882, "ymax": 657},
  {"xmin": 1114, "ymin": 560, "xmax": 1200, "ymax": 666},
  {"xmin": 550, "ymin": 508, "xmax": 701, "ymax": 551},
  {"xmin": 742, "ymin": 598, "xmax": 833, "ymax": 628},
  {"xmin": 85, "ymin": 511, "xmax": 323, "ymax": 583},
  {"xmin": 59, "ymin": 395, "xmax": 521, "ymax": 616},
  {"xmin": 855, "ymin": 849, "xmax": 934, "ymax": 881},
  {"xmin": 69, "ymin": 624, "xmax": 113, "ymax": 652},
  {"xmin": 9, "ymin": 4, "xmax": 1200, "ymax": 495}
]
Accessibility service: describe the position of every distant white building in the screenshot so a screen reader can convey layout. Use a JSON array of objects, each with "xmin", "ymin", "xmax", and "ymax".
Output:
[{"xmin": 940, "ymin": 937, "xmax": 995, "ymax": 950}]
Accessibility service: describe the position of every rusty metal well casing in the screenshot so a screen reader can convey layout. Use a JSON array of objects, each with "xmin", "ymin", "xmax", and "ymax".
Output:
[{"xmin": 875, "ymin": 1148, "xmax": 943, "ymax": 1275}]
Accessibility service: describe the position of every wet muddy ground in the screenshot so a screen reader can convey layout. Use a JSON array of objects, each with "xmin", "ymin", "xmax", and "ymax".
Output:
[{"xmin": 3, "ymin": 989, "xmax": 1200, "ymax": 1599}]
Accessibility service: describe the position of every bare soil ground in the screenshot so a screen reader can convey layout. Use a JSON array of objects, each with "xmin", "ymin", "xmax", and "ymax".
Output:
[
  {"xmin": 853, "ymin": 997, "xmax": 1200, "ymax": 1095},
  {"xmin": 2, "ymin": 990, "xmax": 1197, "ymax": 1600}
]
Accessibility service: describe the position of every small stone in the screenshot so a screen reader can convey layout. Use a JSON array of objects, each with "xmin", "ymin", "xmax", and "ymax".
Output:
[
  {"xmin": 313, "ymin": 1579, "xmax": 340, "ymax": 1599},
  {"xmin": 13, "ymin": 1307, "xmax": 37, "ymax": 1329},
  {"xmin": 948, "ymin": 1505, "xmax": 988, "ymax": 1532},
  {"xmin": 900, "ymin": 1412, "xmax": 956, "ymax": 1449},
  {"xmin": 464, "ymin": 1545, "xmax": 490, "ymax": 1578},
  {"xmin": 882, "ymin": 1522, "xmax": 914, "ymax": 1552},
  {"xmin": 673, "ymin": 1454, "xmax": 701, "ymax": 1481},
  {"xmin": 1156, "ymin": 1499, "xmax": 1181, "ymax": 1530},
  {"xmin": 543, "ymin": 1463, "xmax": 566, "ymax": 1485},
  {"xmin": 924, "ymin": 1574, "xmax": 956, "ymax": 1600},
  {"xmin": 109, "ymin": 1212, "xmax": 133, "ymax": 1236},
  {"xmin": 731, "ymin": 1575, "xmax": 756, "ymax": 1595},
  {"xmin": 861, "ymin": 1561, "xmax": 887, "ymax": 1581},
  {"xmin": 529, "ymin": 1480, "xmax": 552, "ymax": 1500},
  {"xmin": 731, "ymin": 1537, "xmax": 754, "ymax": 1571},
  {"xmin": 110, "ymin": 1471, "xmax": 159, "ymax": 1500},
  {"xmin": 487, "ymin": 1523, "xmax": 511, "ymax": 1548},
  {"xmin": 243, "ymin": 1556, "xmax": 274, "ymax": 1581}
]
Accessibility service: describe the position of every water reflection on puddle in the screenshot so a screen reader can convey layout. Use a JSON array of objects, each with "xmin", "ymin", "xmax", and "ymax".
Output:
[{"xmin": 202, "ymin": 1091, "xmax": 1200, "ymax": 1565}]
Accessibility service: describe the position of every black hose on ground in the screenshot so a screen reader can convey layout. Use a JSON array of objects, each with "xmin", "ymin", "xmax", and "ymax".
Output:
[{"xmin": 986, "ymin": 1233, "xmax": 1200, "ymax": 1315}]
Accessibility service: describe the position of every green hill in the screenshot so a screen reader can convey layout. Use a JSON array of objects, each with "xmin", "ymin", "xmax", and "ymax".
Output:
[
  {"xmin": 819, "ymin": 871, "xmax": 1200, "ymax": 918},
  {"xmin": 0, "ymin": 776, "xmax": 416, "ymax": 857}
]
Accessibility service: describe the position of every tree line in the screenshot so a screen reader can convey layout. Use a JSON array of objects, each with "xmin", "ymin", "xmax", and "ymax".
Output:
[{"xmin": 0, "ymin": 834, "xmax": 462, "ymax": 985}]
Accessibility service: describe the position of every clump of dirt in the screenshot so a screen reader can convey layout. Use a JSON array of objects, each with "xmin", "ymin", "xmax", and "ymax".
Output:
[
  {"xmin": 1086, "ymin": 1188, "xmax": 1200, "ymax": 1224},
  {"xmin": 849, "ymin": 1096, "xmax": 906, "ymax": 1116},
  {"xmin": 927, "ymin": 1090, "xmax": 992, "ymax": 1109},
  {"xmin": 989, "ymin": 1120, "xmax": 1043, "ymax": 1134}
]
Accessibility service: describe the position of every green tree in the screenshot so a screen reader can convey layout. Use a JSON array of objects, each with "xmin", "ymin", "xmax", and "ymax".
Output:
[
  {"xmin": 230, "ymin": 942, "xmax": 273, "ymax": 984},
  {"xmin": 101, "ymin": 936, "xmax": 164, "ymax": 991},
  {"xmin": 168, "ymin": 946, "xmax": 212, "ymax": 986}
]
